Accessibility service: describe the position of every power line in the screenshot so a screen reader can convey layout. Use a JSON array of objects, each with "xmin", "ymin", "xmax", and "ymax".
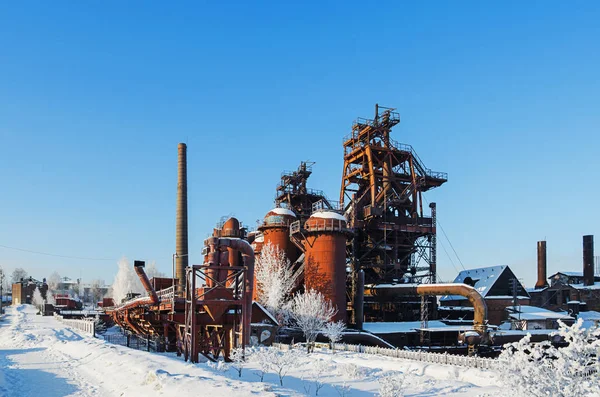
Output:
[
  {"xmin": 0, "ymin": 244, "xmax": 114, "ymax": 261},
  {"xmin": 422, "ymin": 195, "xmax": 466, "ymax": 270}
]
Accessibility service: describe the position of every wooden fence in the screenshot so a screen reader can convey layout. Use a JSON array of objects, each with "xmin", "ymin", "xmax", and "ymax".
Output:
[
  {"xmin": 273, "ymin": 342, "xmax": 498, "ymax": 370},
  {"xmin": 54, "ymin": 314, "xmax": 96, "ymax": 337}
]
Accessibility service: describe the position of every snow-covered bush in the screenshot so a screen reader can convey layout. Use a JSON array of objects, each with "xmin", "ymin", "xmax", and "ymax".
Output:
[
  {"xmin": 268, "ymin": 348, "xmax": 298, "ymax": 386},
  {"xmin": 230, "ymin": 347, "xmax": 246, "ymax": 377},
  {"xmin": 251, "ymin": 347, "xmax": 272, "ymax": 382},
  {"xmin": 291, "ymin": 289, "xmax": 337, "ymax": 353},
  {"xmin": 32, "ymin": 287, "xmax": 44, "ymax": 312},
  {"xmin": 323, "ymin": 320, "xmax": 345, "ymax": 351},
  {"xmin": 498, "ymin": 318, "xmax": 600, "ymax": 397},
  {"xmin": 94, "ymin": 314, "xmax": 107, "ymax": 334},
  {"xmin": 207, "ymin": 360, "xmax": 229, "ymax": 372},
  {"xmin": 254, "ymin": 242, "xmax": 297, "ymax": 321},
  {"xmin": 111, "ymin": 257, "xmax": 143, "ymax": 304},
  {"xmin": 378, "ymin": 372, "xmax": 406, "ymax": 397},
  {"xmin": 339, "ymin": 363, "xmax": 366, "ymax": 380},
  {"xmin": 307, "ymin": 359, "xmax": 332, "ymax": 396}
]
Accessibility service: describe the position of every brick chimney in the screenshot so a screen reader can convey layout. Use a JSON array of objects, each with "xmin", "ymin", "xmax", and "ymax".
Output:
[
  {"xmin": 535, "ymin": 241, "xmax": 549, "ymax": 289},
  {"xmin": 583, "ymin": 235, "xmax": 594, "ymax": 286}
]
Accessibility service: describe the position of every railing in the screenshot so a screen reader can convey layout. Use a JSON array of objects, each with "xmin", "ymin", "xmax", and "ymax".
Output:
[
  {"xmin": 54, "ymin": 314, "xmax": 96, "ymax": 337},
  {"xmin": 305, "ymin": 217, "xmax": 349, "ymax": 233},
  {"xmin": 342, "ymin": 133, "xmax": 448, "ymax": 181},
  {"xmin": 272, "ymin": 342, "xmax": 498, "ymax": 370},
  {"xmin": 102, "ymin": 332, "xmax": 165, "ymax": 353},
  {"xmin": 156, "ymin": 286, "xmax": 175, "ymax": 300}
]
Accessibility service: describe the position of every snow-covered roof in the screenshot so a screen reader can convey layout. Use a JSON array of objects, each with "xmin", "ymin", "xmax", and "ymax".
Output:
[
  {"xmin": 577, "ymin": 311, "xmax": 600, "ymax": 320},
  {"xmin": 506, "ymin": 305, "xmax": 573, "ymax": 321},
  {"xmin": 571, "ymin": 282, "xmax": 600, "ymax": 290},
  {"xmin": 310, "ymin": 210, "xmax": 346, "ymax": 221},
  {"xmin": 252, "ymin": 301, "xmax": 278, "ymax": 325},
  {"xmin": 440, "ymin": 265, "xmax": 523, "ymax": 301},
  {"xmin": 269, "ymin": 208, "xmax": 296, "ymax": 217},
  {"xmin": 363, "ymin": 320, "xmax": 448, "ymax": 334},
  {"xmin": 549, "ymin": 271, "xmax": 583, "ymax": 278}
]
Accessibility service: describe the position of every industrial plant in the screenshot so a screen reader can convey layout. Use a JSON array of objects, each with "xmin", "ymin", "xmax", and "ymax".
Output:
[{"xmin": 98, "ymin": 104, "xmax": 599, "ymax": 361}]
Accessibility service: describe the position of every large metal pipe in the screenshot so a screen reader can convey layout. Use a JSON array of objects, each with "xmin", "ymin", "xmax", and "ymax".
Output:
[
  {"xmin": 134, "ymin": 260, "xmax": 159, "ymax": 305},
  {"xmin": 535, "ymin": 241, "xmax": 549, "ymax": 289},
  {"xmin": 365, "ymin": 283, "xmax": 488, "ymax": 333},
  {"xmin": 221, "ymin": 238, "xmax": 255, "ymax": 346},
  {"xmin": 176, "ymin": 143, "xmax": 189, "ymax": 297},
  {"xmin": 583, "ymin": 235, "xmax": 594, "ymax": 286}
]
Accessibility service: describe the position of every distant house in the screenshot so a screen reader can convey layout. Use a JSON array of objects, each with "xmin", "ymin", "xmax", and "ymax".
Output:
[
  {"xmin": 505, "ymin": 305, "xmax": 574, "ymax": 330},
  {"xmin": 12, "ymin": 277, "xmax": 48, "ymax": 305},
  {"xmin": 439, "ymin": 265, "xmax": 530, "ymax": 325},
  {"xmin": 529, "ymin": 271, "xmax": 600, "ymax": 313}
]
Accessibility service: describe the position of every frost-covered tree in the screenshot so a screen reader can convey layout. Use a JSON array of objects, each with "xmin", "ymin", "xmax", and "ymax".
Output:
[
  {"xmin": 146, "ymin": 261, "xmax": 165, "ymax": 279},
  {"xmin": 254, "ymin": 242, "xmax": 297, "ymax": 321},
  {"xmin": 111, "ymin": 257, "xmax": 143, "ymax": 304},
  {"xmin": 323, "ymin": 320, "xmax": 346, "ymax": 351},
  {"xmin": 32, "ymin": 286, "xmax": 44, "ymax": 311},
  {"xmin": 89, "ymin": 279, "xmax": 104, "ymax": 306},
  {"xmin": 11, "ymin": 268, "xmax": 28, "ymax": 284},
  {"xmin": 291, "ymin": 289, "xmax": 337, "ymax": 353},
  {"xmin": 47, "ymin": 271, "xmax": 62, "ymax": 292},
  {"xmin": 46, "ymin": 290, "xmax": 56, "ymax": 305},
  {"xmin": 498, "ymin": 318, "xmax": 600, "ymax": 397}
]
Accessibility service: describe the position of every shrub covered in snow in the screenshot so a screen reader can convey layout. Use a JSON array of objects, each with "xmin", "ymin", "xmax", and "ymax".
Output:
[
  {"xmin": 323, "ymin": 320, "xmax": 345, "ymax": 351},
  {"xmin": 378, "ymin": 372, "xmax": 406, "ymax": 397},
  {"xmin": 291, "ymin": 289, "xmax": 337, "ymax": 353},
  {"xmin": 498, "ymin": 318, "xmax": 600, "ymax": 397}
]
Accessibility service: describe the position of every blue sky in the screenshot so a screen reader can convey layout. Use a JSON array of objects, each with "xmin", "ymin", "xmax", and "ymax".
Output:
[{"xmin": 1, "ymin": 1, "xmax": 598, "ymax": 287}]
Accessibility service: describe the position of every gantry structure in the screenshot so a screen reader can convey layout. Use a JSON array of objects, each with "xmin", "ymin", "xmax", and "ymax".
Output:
[{"xmin": 340, "ymin": 104, "xmax": 447, "ymax": 322}]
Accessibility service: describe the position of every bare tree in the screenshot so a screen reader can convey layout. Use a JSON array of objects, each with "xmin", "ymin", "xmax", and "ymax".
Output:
[
  {"xmin": 254, "ymin": 242, "xmax": 297, "ymax": 321},
  {"xmin": 268, "ymin": 348, "xmax": 298, "ymax": 386},
  {"xmin": 291, "ymin": 289, "xmax": 337, "ymax": 353},
  {"xmin": 11, "ymin": 268, "xmax": 28, "ymax": 284},
  {"xmin": 47, "ymin": 271, "xmax": 62, "ymax": 292},
  {"xmin": 90, "ymin": 279, "xmax": 104, "ymax": 306}
]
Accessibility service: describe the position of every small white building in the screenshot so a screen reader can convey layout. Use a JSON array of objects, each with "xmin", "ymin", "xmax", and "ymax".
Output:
[{"xmin": 505, "ymin": 305, "xmax": 574, "ymax": 330}]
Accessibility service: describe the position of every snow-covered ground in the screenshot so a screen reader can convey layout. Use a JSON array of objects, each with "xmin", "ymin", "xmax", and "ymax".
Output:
[{"xmin": 0, "ymin": 305, "xmax": 503, "ymax": 396}]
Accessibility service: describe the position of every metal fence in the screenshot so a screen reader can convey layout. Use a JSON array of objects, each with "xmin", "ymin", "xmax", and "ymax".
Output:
[
  {"xmin": 102, "ymin": 332, "xmax": 166, "ymax": 353},
  {"xmin": 273, "ymin": 342, "xmax": 498, "ymax": 370},
  {"xmin": 54, "ymin": 314, "xmax": 96, "ymax": 336}
]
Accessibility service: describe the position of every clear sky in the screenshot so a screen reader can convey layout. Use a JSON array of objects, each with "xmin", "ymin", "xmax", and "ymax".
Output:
[{"xmin": 1, "ymin": 1, "xmax": 598, "ymax": 288}]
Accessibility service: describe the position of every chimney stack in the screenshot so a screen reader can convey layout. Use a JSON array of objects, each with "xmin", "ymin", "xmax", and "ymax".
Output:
[
  {"xmin": 176, "ymin": 143, "xmax": 189, "ymax": 296},
  {"xmin": 583, "ymin": 235, "xmax": 594, "ymax": 286},
  {"xmin": 535, "ymin": 241, "xmax": 548, "ymax": 289}
]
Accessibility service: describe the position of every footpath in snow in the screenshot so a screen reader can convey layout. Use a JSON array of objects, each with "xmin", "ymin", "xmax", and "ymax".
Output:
[{"xmin": 0, "ymin": 305, "xmax": 503, "ymax": 396}]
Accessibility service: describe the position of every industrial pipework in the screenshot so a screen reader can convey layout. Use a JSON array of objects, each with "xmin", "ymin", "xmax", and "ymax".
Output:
[{"xmin": 365, "ymin": 283, "xmax": 488, "ymax": 335}]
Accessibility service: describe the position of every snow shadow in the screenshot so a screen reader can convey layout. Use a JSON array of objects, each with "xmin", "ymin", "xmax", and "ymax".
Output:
[
  {"xmin": 0, "ymin": 348, "xmax": 80, "ymax": 397},
  {"xmin": 52, "ymin": 328, "xmax": 84, "ymax": 342}
]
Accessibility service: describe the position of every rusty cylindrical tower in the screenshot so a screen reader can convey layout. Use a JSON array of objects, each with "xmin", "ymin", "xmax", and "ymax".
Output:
[
  {"xmin": 176, "ymin": 143, "xmax": 189, "ymax": 296},
  {"xmin": 258, "ymin": 208, "xmax": 298, "ymax": 264},
  {"xmin": 583, "ymin": 235, "xmax": 594, "ymax": 286},
  {"xmin": 535, "ymin": 241, "xmax": 549, "ymax": 289},
  {"xmin": 304, "ymin": 210, "xmax": 349, "ymax": 323}
]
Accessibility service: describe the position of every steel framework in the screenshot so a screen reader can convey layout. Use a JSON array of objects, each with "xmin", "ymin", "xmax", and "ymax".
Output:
[{"xmin": 340, "ymin": 104, "xmax": 447, "ymax": 323}]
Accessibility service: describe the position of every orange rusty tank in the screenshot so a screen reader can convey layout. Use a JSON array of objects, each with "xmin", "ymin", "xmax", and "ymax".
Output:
[
  {"xmin": 258, "ymin": 208, "xmax": 298, "ymax": 264},
  {"xmin": 304, "ymin": 210, "xmax": 349, "ymax": 323}
]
